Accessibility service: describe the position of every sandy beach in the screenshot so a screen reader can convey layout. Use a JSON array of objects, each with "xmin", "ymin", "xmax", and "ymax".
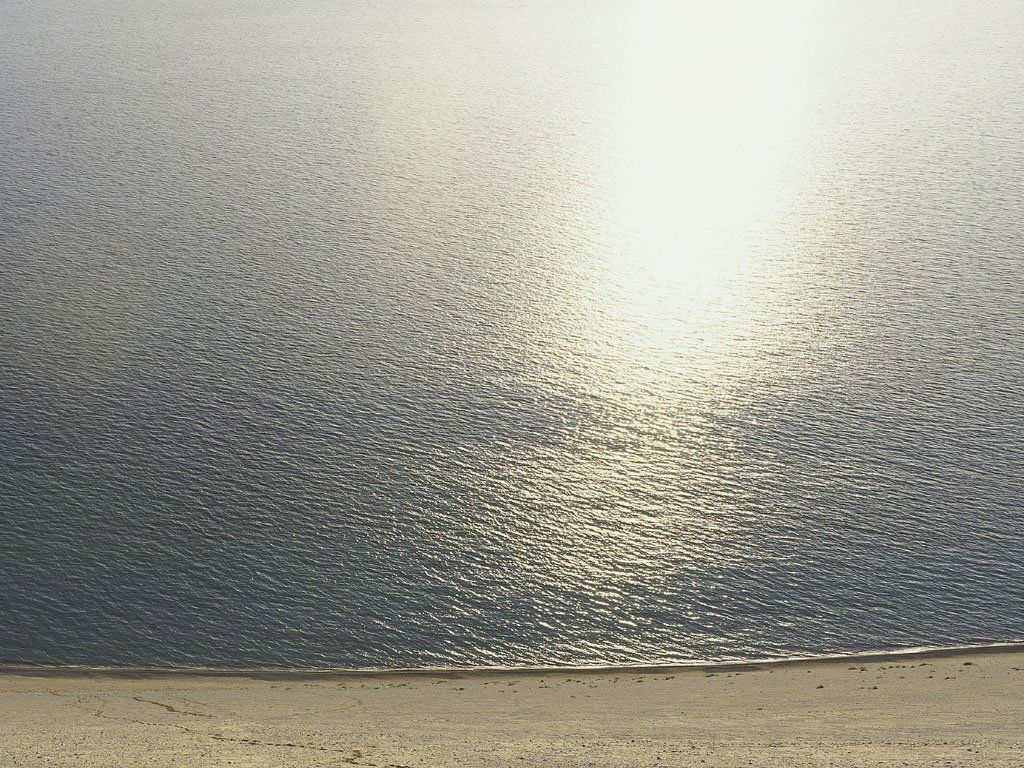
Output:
[{"xmin": 2, "ymin": 645, "xmax": 1022, "ymax": 767}]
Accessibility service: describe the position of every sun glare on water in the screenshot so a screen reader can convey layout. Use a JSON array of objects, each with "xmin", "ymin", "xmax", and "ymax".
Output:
[
  {"xmin": 489, "ymin": 3, "xmax": 833, "ymax": 631},
  {"xmin": 564, "ymin": 1, "xmax": 822, "ymax": 409}
]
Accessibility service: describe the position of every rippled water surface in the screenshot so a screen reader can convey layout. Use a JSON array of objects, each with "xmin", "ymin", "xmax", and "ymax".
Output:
[{"xmin": 2, "ymin": 0, "xmax": 1024, "ymax": 668}]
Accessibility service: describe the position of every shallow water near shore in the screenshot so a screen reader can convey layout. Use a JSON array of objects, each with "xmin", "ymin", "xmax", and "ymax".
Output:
[
  {"xmin": 2, "ymin": 0, "xmax": 1024, "ymax": 668},
  {"xmin": 5, "ymin": 642, "xmax": 1024, "ymax": 680}
]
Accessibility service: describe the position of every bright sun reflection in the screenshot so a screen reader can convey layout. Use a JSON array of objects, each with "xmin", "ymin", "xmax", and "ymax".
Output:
[
  {"xmin": 576, "ymin": 0, "xmax": 819, "ymax": 395},
  {"xmin": 491, "ymin": 3, "xmax": 829, "ymax": 639},
  {"xmin": 504, "ymin": 4, "xmax": 827, "ymax": 608}
]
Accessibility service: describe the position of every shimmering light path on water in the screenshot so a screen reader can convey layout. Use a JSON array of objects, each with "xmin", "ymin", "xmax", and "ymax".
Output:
[{"xmin": 1, "ymin": 0, "xmax": 1023, "ymax": 667}]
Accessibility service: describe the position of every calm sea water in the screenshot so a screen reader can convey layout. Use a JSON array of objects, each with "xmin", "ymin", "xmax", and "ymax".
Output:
[{"xmin": 2, "ymin": 0, "xmax": 1023, "ymax": 668}]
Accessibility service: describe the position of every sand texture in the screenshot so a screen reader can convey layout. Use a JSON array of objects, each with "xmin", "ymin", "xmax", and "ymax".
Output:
[{"xmin": 2, "ymin": 647, "xmax": 1022, "ymax": 767}]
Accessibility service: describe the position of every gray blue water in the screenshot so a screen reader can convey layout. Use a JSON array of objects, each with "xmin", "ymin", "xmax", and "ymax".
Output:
[{"xmin": 2, "ymin": 0, "xmax": 1024, "ymax": 668}]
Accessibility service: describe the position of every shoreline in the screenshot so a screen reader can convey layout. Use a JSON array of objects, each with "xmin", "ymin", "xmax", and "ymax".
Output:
[
  {"xmin": 3, "ymin": 639, "xmax": 1023, "ymax": 680},
  {"xmin": 4, "ymin": 644, "xmax": 1023, "ymax": 766}
]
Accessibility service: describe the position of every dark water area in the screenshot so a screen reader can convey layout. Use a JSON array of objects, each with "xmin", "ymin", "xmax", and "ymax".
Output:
[{"xmin": 2, "ymin": 0, "xmax": 1023, "ymax": 668}]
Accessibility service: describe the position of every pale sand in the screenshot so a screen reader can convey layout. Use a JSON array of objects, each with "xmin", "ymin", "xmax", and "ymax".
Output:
[{"xmin": 2, "ymin": 646, "xmax": 1022, "ymax": 767}]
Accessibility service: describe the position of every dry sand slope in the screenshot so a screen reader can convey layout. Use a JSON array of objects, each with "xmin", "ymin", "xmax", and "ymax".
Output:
[{"xmin": 2, "ymin": 646, "xmax": 1022, "ymax": 767}]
